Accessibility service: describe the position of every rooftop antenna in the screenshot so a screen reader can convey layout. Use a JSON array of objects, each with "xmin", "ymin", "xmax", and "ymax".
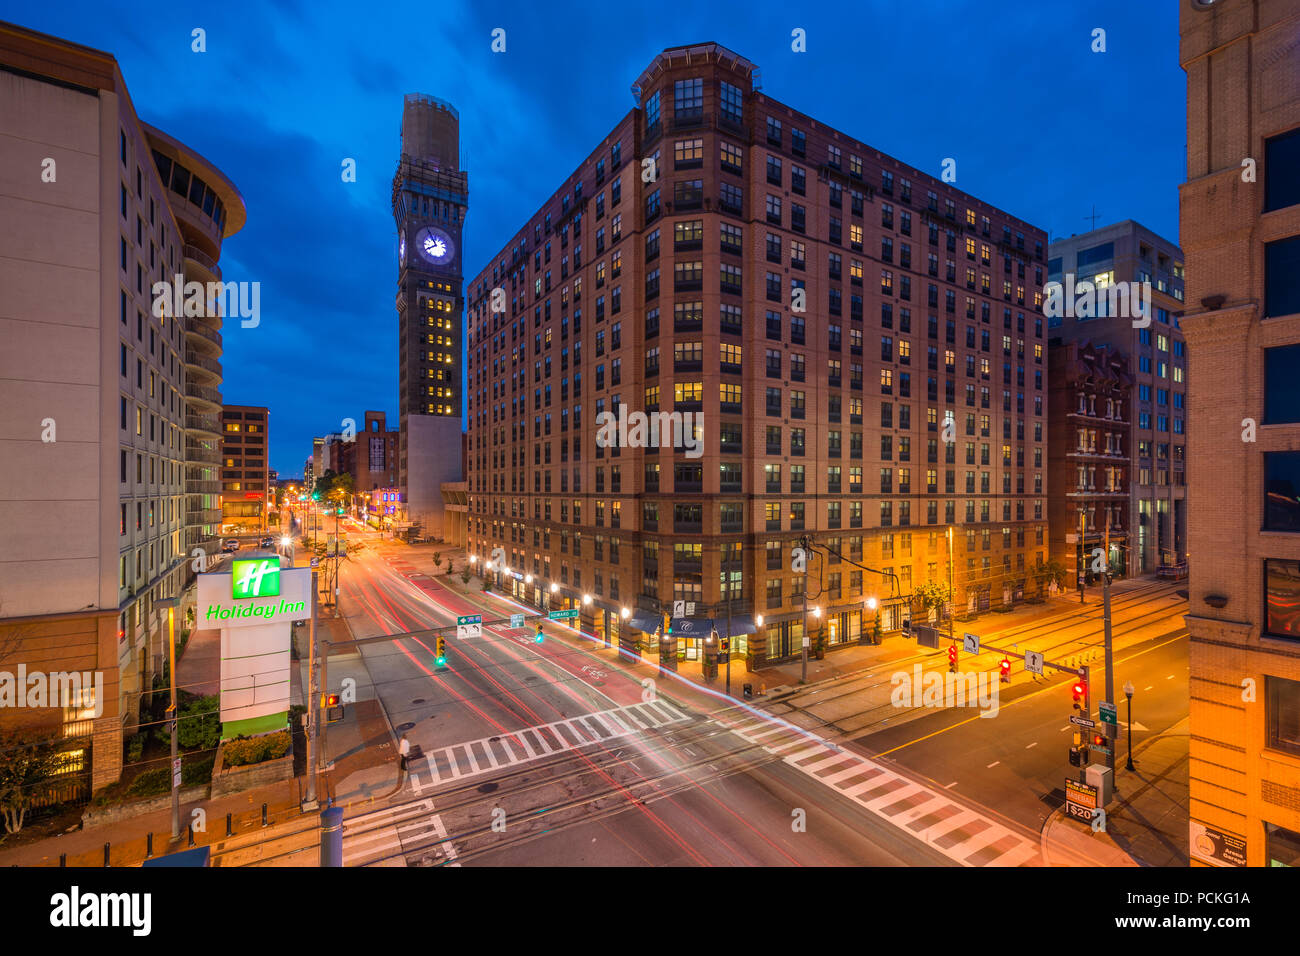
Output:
[{"xmin": 1085, "ymin": 205, "xmax": 1101, "ymax": 230}]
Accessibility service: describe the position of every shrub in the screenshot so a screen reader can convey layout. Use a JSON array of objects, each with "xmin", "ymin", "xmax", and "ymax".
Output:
[
  {"xmin": 182, "ymin": 756, "xmax": 215, "ymax": 786},
  {"xmin": 222, "ymin": 730, "xmax": 291, "ymax": 768},
  {"xmin": 127, "ymin": 767, "xmax": 169, "ymax": 797},
  {"xmin": 124, "ymin": 734, "xmax": 145, "ymax": 764},
  {"xmin": 178, "ymin": 696, "xmax": 220, "ymax": 751}
]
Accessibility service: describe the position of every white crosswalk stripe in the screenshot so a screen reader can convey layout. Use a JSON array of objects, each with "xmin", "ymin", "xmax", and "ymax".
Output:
[
  {"xmin": 717, "ymin": 713, "xmax": 1041, "ymax": 867},
  {"xmin": 419, "ymin": 701, "xmax": 690, "ymax": 788},
  {"xmin": 341, "ymin": 799, "xmax": 456, "ymax": 867}
]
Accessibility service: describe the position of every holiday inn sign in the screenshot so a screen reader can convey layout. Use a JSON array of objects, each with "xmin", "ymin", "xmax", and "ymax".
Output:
[{"xmin": 196, "ymin": 559, "xmax": 312, "ymax": 629}]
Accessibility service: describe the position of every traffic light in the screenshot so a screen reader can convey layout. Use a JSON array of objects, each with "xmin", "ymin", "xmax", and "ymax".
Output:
[
  {"xmin": 720, "ymin": 637, "xmax": 730, "ymax": 653},
  {"xmin": 902, "ymin": 617, "xmax": 912, "ymax": 636},
  {"xmin": 1072, "ymin": 679, "xmax": 1087, "ymax": 710},
  {"xmin": 324, "ymin": 693, "xmax": 339, "ymax": 707},
  {"xmin": 435, "ymin": 636, "xmax": 447, "ymax": 667},
  {"xmin": 535, "ymin": 625, "xmax": 545, "ymax": 644},
  {"xmin": 1000, "ymin": 657, "xmax": 1011, "ymax": 683},
  {"xmin": 948, "ymin": 644, "xmax": 958, "ymax": 672}
]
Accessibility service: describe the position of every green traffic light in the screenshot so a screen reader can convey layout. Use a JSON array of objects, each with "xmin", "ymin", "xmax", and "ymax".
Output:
[
  {"xmin": 535, "ymin": 630, "xmax": 544, "ymax": 644},
  {"xmin": 435, "ymin": 655, "xmax": 447, "ymax": 667}
]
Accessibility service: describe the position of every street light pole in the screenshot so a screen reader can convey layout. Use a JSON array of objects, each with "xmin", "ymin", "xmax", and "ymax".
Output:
[
  {"xmin": 946, "ymin": 525, "xmax": 955, "ymax": 641},
  {"xmin": 157, "ymin": 597, "xmax": 180, "ymax": 840},
  {"xmin": 1124, "ymin": 680, "xmax": 1135, "ymax": 772}
]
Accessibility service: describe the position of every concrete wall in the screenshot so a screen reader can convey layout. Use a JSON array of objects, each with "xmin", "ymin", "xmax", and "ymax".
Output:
[{"xmin": 404, "ymin": 414, "xmax": 462, "ymax": 538}]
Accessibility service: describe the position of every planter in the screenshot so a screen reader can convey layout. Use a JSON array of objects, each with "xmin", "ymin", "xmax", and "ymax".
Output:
[
  {"xmin": 82, "ymin": 783, "xmax": 210, "ymax": 829},
  {"xmin": 210, "ymin": 736, "xmax": 294, "ymax": 799}
]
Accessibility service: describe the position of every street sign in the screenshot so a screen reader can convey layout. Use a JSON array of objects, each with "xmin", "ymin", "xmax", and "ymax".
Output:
[
  {"xmin": 1099, "ymin": 701, "xmax": 1118, "ymax": 726},
  {"xmin": 172, "ymin": 758, "xmax": 182, "ymax": 788},
  {"xmin": 673, "ymin": 600, "xmax": 686, "ymax": 617},
  {"xmin": 456, "ymin": 615, "xmax": 482, "ymax": 639},
  {"xmin": 1070, "ymin": 714, "xmax": 1096, "ymax": 728},
  {"xmin": 962, "ymin": 632, "xmax": 980, "ymax": 655},
  {"xmin": 1064, "ymin": 779, "xmax": 1097, "ymax": 823},
  {"xmin": 802, "ymin": 636, "xmax": 810, "ymax": 648},
  {"xmin": 510, "ymin": 613, "xmax": 525, "ymax": 629},
  {"xmin": 457, "ymin": 614, "xmax": 482, "ymax": 625},
  {"xmin": 686, "ymin": 601, "xmax": 697, "ymax": 616},
  {"xmin": 548, "ymin": 608, "xmax": 579, "ymax": 620},
  {"xmin": 1024, "ymin": 649, "xmax": 1044, "ymax": 675},
  {"xmin": 310, "ymin": 557, "xmax": 320, "ymax": 569}
]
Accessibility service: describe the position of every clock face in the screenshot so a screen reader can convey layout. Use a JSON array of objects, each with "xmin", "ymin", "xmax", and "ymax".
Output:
[
  {"xmin": 398, "ymin": 233, "xmax": 406, "ymax": 264},
  {"xmin": 416, "ymin": 226, "xmax": 455, "ymax": 265}
]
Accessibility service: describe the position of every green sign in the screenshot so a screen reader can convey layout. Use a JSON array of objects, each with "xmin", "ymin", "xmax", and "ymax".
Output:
[
  {"xmin": 457, "ymin": 614, "xmax": 482, "ymax": 626},
  {"xmin": 548, "ymin": 609, "xmax": 579, "ymax": 620},
  {"xmin": 232, "ymin": 558, "xmax": 281, "ymax": 599},
  {"xmin": 1099, "ymin": 702, "xmax": 1117, "ymax": 726}
]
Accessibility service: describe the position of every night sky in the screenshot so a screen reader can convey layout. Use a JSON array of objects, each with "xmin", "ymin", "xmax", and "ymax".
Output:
[{"xmin": 4, "ymin": 0, "xmax": 1185, "ymax": 477}]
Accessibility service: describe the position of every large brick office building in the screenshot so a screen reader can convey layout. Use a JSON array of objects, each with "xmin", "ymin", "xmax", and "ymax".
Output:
[
  {"xmin": 464, "ymin": 43, "xmax": 1049, "ymax": 670},
  {"xmin": 1180, "ymin": 0, "xmax": 1300, "ymax": 867}
]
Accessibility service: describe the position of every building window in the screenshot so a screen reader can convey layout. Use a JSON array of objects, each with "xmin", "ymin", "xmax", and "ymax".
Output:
[
  {"xmin": 1267, "ymin": 675, "xmax": 1300, "ymax": 755},
  {"xmin": 674, "ymin": 78, "xmax": 703, "ymax": 120},
  {"xmin": 1266, "ymin": 344, "xmax": 1300, "ymax": 423},
  {"xmin": 1265, "ymin": 453, "xmax": 1300, "ymax": 531},
  {"xmin": 1265, "ymin": 236, "xmax": 1300, "ymax": 318},
  {"xmin": 1265, "ymin": 127, "xmax": 1300, "ymax": 212},
  {"xmin": 1266, "ymin": 559, "xmax": 1300, "ymax": 639}
]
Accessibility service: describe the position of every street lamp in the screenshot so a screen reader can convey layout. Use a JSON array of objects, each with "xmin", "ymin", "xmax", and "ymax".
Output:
[
  {"xmin": 156, "ymin": 597, "xmax": 181, "ymax": 840},
  {"xmin": 1124, "ymin": 680, "xmax": 1136, "ymax": 771}
]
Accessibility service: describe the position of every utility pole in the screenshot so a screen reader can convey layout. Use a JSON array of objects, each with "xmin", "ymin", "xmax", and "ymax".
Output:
[
  {"xmin": 1101, "ymin": 509, "xmax": 1117, "ymax": 772},
  {"xmin": 724, "ymin": 543, "xmax": 734, "ymax": 698},
  {"xmin": 302, "ymin": 568, "xmax": 320, "ymax": 811},
  {"xmin": 800, "ymin": 537, "xmax": 810, "ymax": 685},
  {"xmin": 1077, "ymin": 509, "xmax": 1087, "ymax": 603},
  {"xmin": 946, "ymin": 525, "xmax": 955, "ymax": 641}
]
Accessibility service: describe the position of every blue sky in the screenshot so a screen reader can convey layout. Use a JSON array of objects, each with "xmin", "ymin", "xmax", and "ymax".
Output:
[{"xmin": 3, "ymin": 0, "xmax": 1185, "ymax": 476}]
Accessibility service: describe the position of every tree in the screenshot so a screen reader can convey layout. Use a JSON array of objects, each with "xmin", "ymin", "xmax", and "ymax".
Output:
[
  {"xmin": 913, "ymin": 580, "xmax": 954, "ymax": 617},
  {"xmin": 1031, "ymin": 558, "xmax": 1068, "ymax": 595},
  {"xmin": 0, "ymin": 732, "xmax": 62, "ymax": 834}
]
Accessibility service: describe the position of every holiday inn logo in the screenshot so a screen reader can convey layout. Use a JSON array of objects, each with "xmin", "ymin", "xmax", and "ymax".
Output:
[{"xmin": 232, "ymin": 557, "xmax": 280, "ymax": 599}]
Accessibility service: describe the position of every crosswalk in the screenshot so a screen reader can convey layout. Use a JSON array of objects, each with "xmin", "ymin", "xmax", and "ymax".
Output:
[
  {"xmin": 413, "ymin": 700, "xmax": 690, "ymax": 790},
  {"xmin": 342, "ymin": 799, "xmax": 458, "ymax": 867},
  {"xmin": 715, "ymin": 712, "xmax": 1041, "ymax": 867}
]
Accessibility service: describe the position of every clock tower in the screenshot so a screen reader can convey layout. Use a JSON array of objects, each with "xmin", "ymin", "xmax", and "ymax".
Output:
[{"xmin": 392, "ymin": 93, "xmax": 467, "ymax": 537}]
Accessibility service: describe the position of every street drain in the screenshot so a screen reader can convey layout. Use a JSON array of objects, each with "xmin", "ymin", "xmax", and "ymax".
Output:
[
  {"xmin": 478, "ymin": 782, "xmax": 499, "ymax": 794},
  {"xmin": 397, "ymin": 722, "xmax": 416, "ymax": 732},
  {"xmin": 412, "ymin": 698, "xmax": 426, "ymax": 705}
]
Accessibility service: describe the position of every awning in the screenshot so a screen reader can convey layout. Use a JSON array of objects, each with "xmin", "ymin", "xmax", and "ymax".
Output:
[
  {"xmin": 671, "ymin": 617, "xmax": 714, "ymax": 638},
  {"xmin": 713, "ymin": 614, "xmax": 757, "ymax": 638},
  {"xmin": 627, "ymin": 611, "xmax": 661, "ymax": 634}
]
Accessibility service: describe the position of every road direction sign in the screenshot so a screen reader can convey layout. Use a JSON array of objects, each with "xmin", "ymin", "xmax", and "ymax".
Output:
[
  {"xmin": 456, "ymin": 615, "xmax": 482, "ymax": 639},
  {"xmin": 548, "ymin": 608, "xmax": 579, "ymax": 620},
  {"xmin": 457, "ymin": 614, "xmax": 482, "ymax": 625},
  {"xmin": 1024, "ymin": 649, "xmax": 1044, "ymax": 675},
  {"xmin": 1070, "ymin": 714, "xmax": 1096, "ymax": 728},
  {"xmin": 673, "ymin": 600, "xmax": 686, "ymax": 617},
  {"xmin": 1099, "ymin": 702, "xmax": 1118, "ymax": 726},
  {"xmin": 510, "ymin": 613, "xmax": 525, "ymax": 629},
  {"xmin": 962, "ymin": 632, "xmax": 979, "ymax": 655}
]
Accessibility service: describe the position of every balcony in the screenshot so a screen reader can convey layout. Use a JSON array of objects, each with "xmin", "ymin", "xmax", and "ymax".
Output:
[
  {"xmin": 186, "ymin": 443, "xmax": 220, "ymax": 465},
  {"xmin": 182, "ymin": 243, "xmax": 222, "ymax": 280},
  {"xmin": 185, "ymin": 351, "xmax": 222, "ymax": 380},
  {"xmin": 185, "ymin": 318, "xmax": 222, "ymax": 352},
  {"xmin": 185, "ymin": 414, "xmax": 221, "ymax": 437},
  {"xmin": 185, "ymin": 479, "xmax": 222, "ymax": 495},
  {"xmin": 187, "ymin": 383, "xmax": 222, "ymax": 408},
  {"xmin": 185, "ymin": 507, "xmax": 222, "ymax": 526}
]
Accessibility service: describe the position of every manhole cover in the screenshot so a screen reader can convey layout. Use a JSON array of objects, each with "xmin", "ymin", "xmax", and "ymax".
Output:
[
  {"xmin": 397, "ymin": 722, "xmax": 416, "ymax": 732},
  {"xmin": 489, "ymin": 736, "xmax": 500, "ymax": 742},
  {"xmin": 478, "ymin": 782, "xmax": 499, "ymax": 794},
  {"xmin": 412, "ymin": 698, "xmax": 426, "ymax": 705}
]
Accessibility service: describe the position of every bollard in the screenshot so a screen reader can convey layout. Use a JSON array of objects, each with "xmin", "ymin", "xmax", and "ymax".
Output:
[
  {"xmin": 187, "ymin": 824, "xmax": 196, "ymax": 848},
  {"xmin": 226, "ymin": 812, "xmax": 233, "ymax": 837},
  {"xmin": 261, "ymin": 803, "xmax": 268, "ymax": 828},
  {"xmin": 320, "ymin": 806, "xmax": 344, "ymax": 867},
  {"xmin": 59, "ymin": 854, "xmax": 66, "ymax": 868},
  {"xmin": 103, "ymin": 842, "xmax": 110, "ymax": 867},
  {"xmin": 146, "ymin": 832, "xmax": 154, "ymax": 859}
]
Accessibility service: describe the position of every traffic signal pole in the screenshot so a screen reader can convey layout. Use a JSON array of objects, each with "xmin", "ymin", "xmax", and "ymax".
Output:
[
  {"xmin": 1101, "ymin": 513, "xmax": 1117, "ymax": 773},
  {"xmin": 302, "ymin": 568, "xmax": 320, "ymax": 811}
]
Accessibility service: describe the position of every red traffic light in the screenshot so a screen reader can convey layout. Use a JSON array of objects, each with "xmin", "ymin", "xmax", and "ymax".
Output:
[
  {"xmin": 1072, "ymin": 681, "xmax": 1085, "ymax": 698},
  {"xmin": 948, "ymin": 645, "xmax": 957, "ymax": 661},
  {"xmin": 325, "ymin": 693, "xmax": 340, "ymax": 707},
  {"xmin": 1000, "ymin": 658, "xmax": 1011, "ymax": 673}
]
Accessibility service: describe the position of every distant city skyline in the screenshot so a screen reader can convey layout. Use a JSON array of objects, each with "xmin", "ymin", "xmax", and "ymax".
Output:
[{"xmin": 2, "ymin": 0, "xmax": 1184, "ymax": 475}]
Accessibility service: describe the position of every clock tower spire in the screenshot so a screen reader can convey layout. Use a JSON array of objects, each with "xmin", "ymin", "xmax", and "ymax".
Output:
[{"xmin": 392, "ymin": 93, "xmax": 467, "ymax": 538}]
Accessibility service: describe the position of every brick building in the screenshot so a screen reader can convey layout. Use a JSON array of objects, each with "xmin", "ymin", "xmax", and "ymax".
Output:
[
  {"xmin": 1180, "ymin": 0, "xmax": 1300, "ymax": 867},
  {"xmin": 463, "ymin": 43, "xmax": 1049, "ymax": 669},
  {"xmin": 219, "ymin": 405, "xmax": 269, "ymax": 531},
  {"xmin": 1046, "ymin": 341, "xmax": 1132, "ymax": 585},
  {"xmin": 1047, "ymin": 221, "xmax": 1187, "ymax": 575}
]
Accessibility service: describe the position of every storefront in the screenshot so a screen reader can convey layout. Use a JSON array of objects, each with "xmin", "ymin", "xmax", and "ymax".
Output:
[{"xmin": 825, "ymin": 608, "xmax": 862, "ymax": 647}]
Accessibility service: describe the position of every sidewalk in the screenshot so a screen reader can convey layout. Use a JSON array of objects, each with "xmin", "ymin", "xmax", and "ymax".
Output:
[{"xmin": 1041, "ymin": 717, "xmax": 1190, "ymax": 866}]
